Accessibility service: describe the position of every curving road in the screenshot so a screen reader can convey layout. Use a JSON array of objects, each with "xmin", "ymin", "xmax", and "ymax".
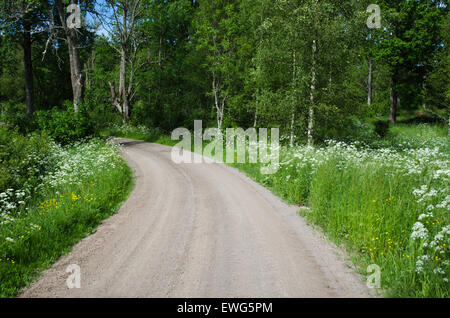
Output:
[{"xmin": 21, "ymin": 139, "xmax": 372, "ymax": 298}]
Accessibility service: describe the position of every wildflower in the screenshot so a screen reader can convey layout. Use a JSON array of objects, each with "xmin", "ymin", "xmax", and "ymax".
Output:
[{"xmin": 411, "ymin": 222, "xmax": 428, "ymax": 240}]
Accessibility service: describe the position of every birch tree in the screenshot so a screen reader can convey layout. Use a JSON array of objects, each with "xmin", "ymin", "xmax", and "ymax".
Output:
[{"xmin": 193, "ymin": 0, "xmax": 239, "ymax": 129}]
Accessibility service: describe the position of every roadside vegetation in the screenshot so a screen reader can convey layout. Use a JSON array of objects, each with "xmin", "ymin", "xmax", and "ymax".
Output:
[
  {"xmin": 237, "ymin": 124, "xmax": 449, "ymax": 298},
  {"xmin": 0, "ymin": 0, "xmax": 448, "ymax": 299},
  {"xmin": 107, "ymin": 122, "xmax": 449, "ymax": 298},
  {"xmin": 0, "ymin": 127, "xmax": 132, "ymax": 297}
]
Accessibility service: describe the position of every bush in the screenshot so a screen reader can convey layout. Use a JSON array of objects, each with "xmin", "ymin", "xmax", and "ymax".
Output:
[
  {"xmin": 105, "ymin": 123, "xmax": 163, "ymax": 142},
  {"xmin": 34, "ymin": 103, "xmax": 94, "ymax": 145},
  {"xmin": 0, "ymin": 127, "xmax": 56, "ymax": 194},
  {"xmin": 344, "ymin": 118, "xmax": 377, "ymax": 143},
  {"xmin": 0, "ymin": 102, "xmax": 33, "ymax": 133},
  {"xmin": 0, "ymin": 137, "xmax": 132, "ymax": 297},
  {"xmin": 373, "ymin": 119, "xmax": 390, "ymax": 138}
]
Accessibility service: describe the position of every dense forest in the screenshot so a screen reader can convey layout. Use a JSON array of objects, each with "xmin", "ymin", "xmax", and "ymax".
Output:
[{"xmin": 0, "ymin": 0, "xmax": 448, "ymax": 143}]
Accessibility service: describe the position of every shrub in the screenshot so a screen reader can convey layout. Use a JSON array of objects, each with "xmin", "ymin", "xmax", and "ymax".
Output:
[
  {"xmin": 0, "ymin": 137, "xmax": 132, "ymax": 297},
  {"xmin": 105, "ymin": 123, "xmax": 163, "ymax": 142},
  {"xmin": 0, "ymin": 102, "xmax": 33, "ymax": 133},
  {"xmin": 374, "ymin": 119, "xmax": 390, "ymax": 138},
  {"xmin": 34, "ymin": 103, "xmax": 94, "ymax": 145},
  {"xmin": 0, "ymin": 127, "xmax": 56, "ymax": 194}
]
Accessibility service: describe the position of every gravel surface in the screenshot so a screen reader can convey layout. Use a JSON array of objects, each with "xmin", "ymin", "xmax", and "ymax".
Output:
[{"xmin": 20, "ymin": 139, "xmax": 374, "ymax": 298}]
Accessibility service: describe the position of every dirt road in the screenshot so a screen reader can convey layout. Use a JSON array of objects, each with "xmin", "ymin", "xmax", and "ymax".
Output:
[{"xmin": 21, "ymin": 139, "xmax": 372, "ymax": 297}]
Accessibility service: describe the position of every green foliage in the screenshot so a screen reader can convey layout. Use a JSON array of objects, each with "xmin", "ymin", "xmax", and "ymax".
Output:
[
  {"xmin": 34, "ymin": 103, "xmax": 94, "ymax": 145},
  {"xmin": 0, "ymin": 137, "xmax": 132, "ymax": 297},
  {"xmin": 0, "ymin": 102, "xmax": 30, "ymax": 133},
  {"xmin": 374, "ymin": 119, "xmax": 390, "ymax": 138},
  {"xmin": 103, "ymin": 123, "xmax": 164, "ymax": 143},
  {"xmin": 0, "ymin": 127, "xmax": 55, "ymax": 193},
  {"xmin": 373, "ymin": 1, "xmax": 446, "ymax": 113}
]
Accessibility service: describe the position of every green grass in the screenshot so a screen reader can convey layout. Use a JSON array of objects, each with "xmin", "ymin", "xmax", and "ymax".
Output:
[
  {"xmin": 105, "ymin": 123, "xmax": 450, "ymax": 298},
  {"xmin": 101, "ymin": 123, "xmax": 177, "ymax": 146},
  {"xmin": 305, "ymin": 157, "xmax": 447, "ymax": 297},
  {"xmin": 371, "ymin": 123, "xmax": 450, "ymax": 153},
  {"xmin": 389, "ymin": 123, "xmax": 448, "ymax": 139},
  {"xmin": 0, "ymin": 140, "xmax": 133, "ymax": 297}
]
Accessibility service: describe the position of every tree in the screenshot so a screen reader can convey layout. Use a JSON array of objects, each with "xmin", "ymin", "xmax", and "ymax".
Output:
[
  {"xmin": 374, "ymin": 1, "xmax": 445, "ymax": 123},
  {"xmin": 0, "ymin": 0, "xmax": 47, "ymax": 118},
  {"xmin": 54, "ymin": 0, "xmax": 86, "ymax": 112},
  {"xmin": 425, "ymin": 10, "xmax": 450, "ymax": 134},
  {"xmin": 100, "ymin": 0, "xmax": 146, "ymax": 122},
  {"xmin": 193, "ymin": 0, "xmax": 240, "ymax": 129}
]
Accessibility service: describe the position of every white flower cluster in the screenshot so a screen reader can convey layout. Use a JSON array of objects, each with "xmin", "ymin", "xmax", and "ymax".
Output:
[
  {"xmin": 0, "ymin": 189, "xmax": 31, "ymax": 226},
  {"xmin": 279, "ymin": 139, "xmax": 449, "ymax": 182},
  {"xmin": 411, "ymin": 222, "xmax": 429, "ymax": 240},
  {"xmin": 0, "ymin": 139, "xmax": 123, "ymax": 229},
  {"xmin": 42, "ymin": 139, "xmax": 121, "ymax": 189},
  {"xmin": 110, "ymin": 123, "xmax": 156, "ymax": 137},
  {"xmin": 415, "ymin": 255, "xmax": 430, "ymax": 273},
  {"xmin": 274, "ymin": 138, "xmax": 449, "ymax": 283}
]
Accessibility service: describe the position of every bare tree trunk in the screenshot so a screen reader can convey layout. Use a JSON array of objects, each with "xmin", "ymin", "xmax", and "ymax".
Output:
[
  {"xmin": 105, "ymin": 0, "xmax": 143, "ymax": 122},
  {"xmin": 210, "ymin": 33, "xmax": 226, "ymax": 131},
  {"xmin": 84, "ymin": 52, "xmax": 94, "ymax": 89},
  {"xmin": 254, "ymin": 4, "xmax": 264, "ymax": 129},
  {"xmin": 389, "ymin": 83, "xmax": 397, "ymax": 123},
  {"xmin": 290, "ymin": 49, "xmax": 296, "ymax": 147},
  {"xmin": 307, "ymin": 40, "xmax": 317, "ymax": 147},
  {"xmin": 23, "ymin": 16, "xmax": 34, "ymax": 119},
  {"xmin": 109, "ymin": 48, "xmax": 130, "ymax": 123},
  {"xmin": 290, "ymin": 112, "xmax": 295, "ymax": 147},
  {"xmin": 448, "ymin": 116, "xmax": 450, "ymax": 136},
  {"xmin": 368, "ymin": 56, "xmax": 373, "ymax": 106},
  {"xmin": 422, "ymin": 76, "xmax": 427, "ymax": 110},
  {"xmin": 212, "ymin": 72, "xmax": 224, "ymax": 130},
  {"xmin": 119, "ymin": 47, "xmax": 129, "ymax": 122},
  {"xmin": 56, "ymin": 0, "xmax": 83, "ymax": 112},
  {"xmin": 156, "ymin": 35, "xmax": 162, "ymax": 110}
]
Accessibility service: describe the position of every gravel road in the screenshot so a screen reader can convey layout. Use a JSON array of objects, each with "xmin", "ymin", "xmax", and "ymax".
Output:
[{"xmin": 20, "ymin": 139, "xmax": 372, "ymax": 298}]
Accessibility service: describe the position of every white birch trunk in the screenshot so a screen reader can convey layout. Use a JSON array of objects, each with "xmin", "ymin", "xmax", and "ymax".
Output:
[{"xmin": 307, "ymin": 40, "xmax": 317, "ymax": 147}]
